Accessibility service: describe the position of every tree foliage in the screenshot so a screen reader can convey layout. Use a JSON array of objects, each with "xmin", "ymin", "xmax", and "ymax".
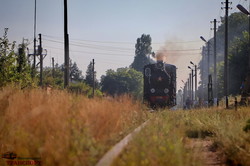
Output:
[
  {"xmin": 100, "ymin": 68, "xmax": 143, "ymax": 98},
  {"xmin": 85, "ymin": 61, "xmax": 98, "ymax": 88},
  {"xmin": 0, "ymin": 29, "xmax": 102, "ymax": 98},
  {"xmin": 68, "ymin": 82, "xmax": 102, "ymax": 97},
  {"xmin": 198, "ymin": 12, "xmax": 249, "ymax": 98},
  {"xmin": 43, "ymin": 63, "xmax": 64, "ymax": 88},
  {"xmin": 131, "ymin": 34, "xmax": 152, "ymax": 72},
  {"xmin": 70, "ymin": 60, "xmax": 84, "ymax": 82},
  {"xmin": 0, "ymin": 29, "xmax": 33, "ymax": 88},
  {"xmin": 228, "ymin": 32, "xmax": 248, "ymax": 95},
  {"xmin": 43, "ymin": 59, "xmax": 85, "ymax": 88}
]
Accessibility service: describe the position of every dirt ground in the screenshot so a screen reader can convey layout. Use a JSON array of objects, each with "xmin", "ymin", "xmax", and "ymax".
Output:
[{"xmin": 186, "ymin": 138, "xmax": 226, "ymax": 166}]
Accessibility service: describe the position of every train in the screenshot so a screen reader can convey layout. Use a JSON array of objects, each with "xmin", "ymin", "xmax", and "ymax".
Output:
[{"xmin": 143, "ymin": 60, "xmax": 177, "ymax": 108}]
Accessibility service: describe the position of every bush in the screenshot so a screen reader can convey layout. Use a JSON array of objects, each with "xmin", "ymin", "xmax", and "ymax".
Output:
[{"xmin": 68, "ymin": 82, "xmax": 102, "ymax": 97}]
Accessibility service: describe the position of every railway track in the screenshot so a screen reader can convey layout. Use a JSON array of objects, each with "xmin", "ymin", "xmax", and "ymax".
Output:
[
  {"xmin": 96, "ymin": 106, "xmax": 176, "ymax": 166},
  {"xmin": 95, "ymin": 120, "xmax": 149, "ymax": 166}
]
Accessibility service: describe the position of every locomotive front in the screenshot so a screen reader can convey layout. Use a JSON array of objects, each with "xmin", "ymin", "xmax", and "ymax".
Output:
[{"xmin": 143, "ymin": 60, "xmax": 176, "ymax": 108}]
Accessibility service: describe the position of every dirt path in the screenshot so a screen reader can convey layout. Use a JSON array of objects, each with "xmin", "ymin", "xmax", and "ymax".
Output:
[{"xmin": 186, "ymin": 138, "xmax": 226, "ymax": 166}]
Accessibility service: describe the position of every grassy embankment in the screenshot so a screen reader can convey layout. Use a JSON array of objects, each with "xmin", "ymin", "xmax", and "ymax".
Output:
[
  {"xmin": 0, "ymin": 87, "xmax": 148, "ymax": 166},
  {"xmin": 113, "ymin": 107, "xmax": 250, "ymax": 166}
]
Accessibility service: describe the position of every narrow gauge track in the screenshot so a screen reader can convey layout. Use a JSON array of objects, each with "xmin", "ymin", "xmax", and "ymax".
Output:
[{"xmin": 95, "ymin": 120, "xmax": 149, "ymax": 166}]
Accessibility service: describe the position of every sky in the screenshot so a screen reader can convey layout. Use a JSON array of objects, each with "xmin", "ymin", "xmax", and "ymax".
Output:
[{"xmin": 0, "ymin": 0, "xmax": 248, "ymax": 90}]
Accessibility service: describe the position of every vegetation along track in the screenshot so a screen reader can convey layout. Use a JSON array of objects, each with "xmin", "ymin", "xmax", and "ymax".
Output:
[
  {"xmin": 96, "ymin": 107, "xmax": 174, "ymax": 166},
  {"xmin": 96, "ymin": 120, "xmax": 149, "ymax": 166},
  {"xmin": 111, "ymin": 108, "xmax": 250, "ymax": 166}
]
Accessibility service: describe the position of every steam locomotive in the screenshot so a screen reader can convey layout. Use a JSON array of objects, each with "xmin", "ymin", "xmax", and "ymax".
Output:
[{"xmin": 143, "ymin": 60, "xmax": 177, "ymax": 108}]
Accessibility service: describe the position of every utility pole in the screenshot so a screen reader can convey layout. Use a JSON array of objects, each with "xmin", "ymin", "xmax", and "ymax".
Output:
[
  {"xmin": 201, "ymin": 47, "xmax": 205, "ymax": 101},
  {"xmin": 52, "ymin": 57, "xmax": 55, "ymax": 78},
  {"xmin": 194, "ymin": 65, "xmax": 197, "ymax": 101},
  {"xmin": 211, "ymin": 19, "xmax": 218, "ymax": 106},
  {"xmin": 200, "ymin": 37, "xmax": 211, "ymax": 101},
  {"xmin": 183, "ymin": 82, "xmax": 186, "ymax": 103},
  {"xmin": 189, "ymin": 73, "xmax": 192, "ymax": 98},
  {"xmin": 92, "ymin": 59, "xmax": 95, "ymax": 97},
  {"xmin": 188, "ymin": 66, "xmax": 194, "ymax": 101},
  {"xmin": 185, "ymin": 82, "xmax": 187, "ymax": 103},
  {"xmin": 208, "ymin": 74, "xmax": 213, "ymax": 106},
  {"xmin": 32, "ymin": 0, "xmax": 37, "ymax": 78},
  {"xmin": 64, "ymin": 0, "xmax": 70, "ymax": 88},
  {"xmin": 39, "ymin": 34, "xmax": 43, "ymax": 86},
  {"xmin": 191, "ymin": 69, "xmax": 194, "ymax": 101},
  {"xmin": 223, "ymin": 0, "xmax": 230, "ymax": 108},
  {"xmin": 207, "ymin": 41, "xmax": 210, "ymax": 76}
]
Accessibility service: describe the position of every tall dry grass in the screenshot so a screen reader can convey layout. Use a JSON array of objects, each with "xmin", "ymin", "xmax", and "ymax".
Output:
[{"xmin": 0, "ymin": 87, "xmax": 148, "ymax": 166}]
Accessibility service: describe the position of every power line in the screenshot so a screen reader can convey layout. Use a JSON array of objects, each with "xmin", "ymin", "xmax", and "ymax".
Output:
[
  {"xmin": 43, "ymin": 38, "xmax": 134, "ymax": 51},
  {"xmin": 98, "ymin": 61, "xmax": 129, "ymax": 65},
  {"xmin": 43, "ymin": 45, "xmax": 133, "ymax": 56},
  {"xmin": 43, "ymin": 39, "xmax": 201, "ymax": 52},
  {"xmin": 43, "ymin": 34, "xmax": 202, "ymax": 44},
  {"xmin": 46, "ymin": 49, "xmax": 202, "ymax": 59},
  {"xmin": 46, "ymin": 45, "xmax": 200, "ymax": 56}
]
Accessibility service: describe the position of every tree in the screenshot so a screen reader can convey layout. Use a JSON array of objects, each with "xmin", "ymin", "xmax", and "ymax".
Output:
[
  {"xmin": 58, "ymin": 59, "xmax": 84, "ymax": 84},
  {"xmin": 131, "ymin": 34, "xmax": 152, "ymax": 72},
  {"xmin": 68, "ymin": 82, "xmax": 102, "ymax": 97},
  {"xmin": 0, "ymin": 28, "xmax": 16, "ymax": 87},
  {"xmin": 100, "ymin": 67, "xmax": 143, "ymax": 98},
  {"xmin": 43, "ymin": 63, "xmax": 64, "ymax": 88},
  {"xmin": 0, "ymin": 29, "xmax": 33, "ymax": 88},
  {"xmin": 43, "ymin": 59, "xmax": 84, "ymax": 88},
  {"xmin": 17, "ymin": 42, "xmax": 28, "ymax": 73},
  {"xmin": 228, "ymin": 32, "xmax": 248, "ymax": 95},
  {"xmin": 85, "ymin": 61, "xmax": 98, "ymax": 88},
  {"xmin": 70, "ymin": 61, "xmax": 84, "ymax": 82},
  {"xmin": 15, "ymin": 41, "xmax": 33, "ymax": 87},
  {"xmin": 197, "ymin": 12, "xmax": 249, "ymax": 98}
]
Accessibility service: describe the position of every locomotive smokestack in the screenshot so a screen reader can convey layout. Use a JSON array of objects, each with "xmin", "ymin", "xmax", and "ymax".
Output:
[{"xmin": 156, "ymin": 50, "xmax": 167, "ymax": 63}]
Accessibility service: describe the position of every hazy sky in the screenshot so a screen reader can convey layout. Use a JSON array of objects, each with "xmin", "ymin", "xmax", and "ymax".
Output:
[{"xmin": 0, "ymin": 0, "xmax": 248, "ymax": 90}]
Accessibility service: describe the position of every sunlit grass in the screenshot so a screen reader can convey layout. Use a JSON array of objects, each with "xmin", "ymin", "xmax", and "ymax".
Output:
[
  {"xmin": 113, "ymin": 108, "xmax": 250, "ymax": 166},
  {"xmin": 0, "ymin": 87, "xmax": 148, "ymax": 166},
  {"xmin": 1, "ymin": 87, "xmax": 249, "ymax": 166}
]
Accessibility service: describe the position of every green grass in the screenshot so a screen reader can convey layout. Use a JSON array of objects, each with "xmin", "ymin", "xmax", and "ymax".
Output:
[{"xmin": 112, "ymin": 108, "xmax": 250, "ymax": 166}]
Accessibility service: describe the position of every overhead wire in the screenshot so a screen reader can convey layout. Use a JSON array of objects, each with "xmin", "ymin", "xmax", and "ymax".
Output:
[
  {"xmin": 43, "ymin": 45, "xmax": 133, "ymax": 57},
  {"xmin": 44, "ymin": 44, "xmax": 201, "ymax": 56},
  {"xmin": 44, "ymin": 46, "xmax": 202, "ymax": 58},
  {"xmin": 43, "ymin": 48, "xmax": 130, "ymax": 66},
  {"xmin": 43, "ymin": 34, "xmax": 202, "ymax": 45},
  {"xmin": 43, "ymin": 38, "xmax": 201, "ymax": 53}
]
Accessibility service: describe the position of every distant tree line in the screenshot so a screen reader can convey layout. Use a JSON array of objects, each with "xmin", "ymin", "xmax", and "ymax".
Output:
[{"xmin": 0, "ymin": 28, "xmax": 152, "ymax": 99}]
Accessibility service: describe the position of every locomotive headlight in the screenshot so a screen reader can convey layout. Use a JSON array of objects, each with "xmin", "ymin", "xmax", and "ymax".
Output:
[
  {"xmin": 164, "ymin": 88, "xmax": 169, "ymax": 94},
  {"xmin": 150, "ymin": 88, "xmax": 155, "ymax": 93}
]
